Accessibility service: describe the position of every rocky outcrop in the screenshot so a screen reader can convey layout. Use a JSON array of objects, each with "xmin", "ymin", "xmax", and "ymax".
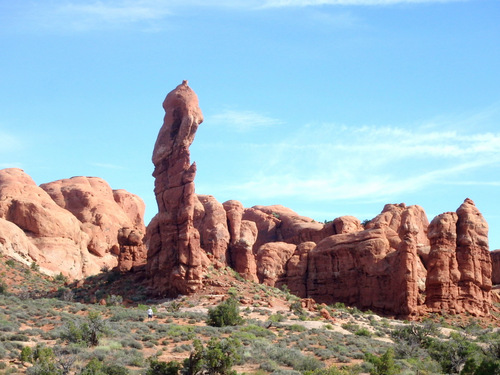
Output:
[
  {"xmin": 223, "ymin": 200, "xmax": 258, "ymax": 282},
  {"xmin": 147, "ymin": 80, "xmax": 208, "ymax": 296},
  {"xmin": 426, "ymin": 199, "xmax": 492, "ymax": 316},
  {"xmin": 306, "ymin": 204, "xmax": 429, "ymax": 317},
  {"xmin": 141, "ymin": 84, "xmax": 495, "ymax": 318},
  {"xmin": 0, "ymin": 168, "xmax": 92, "ymax": 278},
  {"xmin": 194, "ymin": 195, "xmax": 230, "ymax": 263},
  {"xmin": 256, "ymin": 242, "xmax": 296, "ymax": 286},
  {"xmin": 0, "ymin": 168, "xmax": 146, "ymax": 278},
  {"xmin": 243, "ymin": 205, "xmax": 335, "ymax": 251},
  {"xmin": 40, "ymin": 176, "xmax": 147, "ymax": 272},
  {"xmin": 279, "ymin": 241, "xmax": 315, "ymax": 297}
]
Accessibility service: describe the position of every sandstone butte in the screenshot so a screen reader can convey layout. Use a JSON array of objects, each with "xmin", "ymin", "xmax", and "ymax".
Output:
[
  {"xmin": 0, "ymin": 81, "xmax": 498, "ymax": 319},
  {"xmin": 0, "ymin": 168, "xmax": 146, "ymax": 279}
]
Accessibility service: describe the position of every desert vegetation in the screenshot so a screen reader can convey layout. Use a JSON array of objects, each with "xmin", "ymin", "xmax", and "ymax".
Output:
[{"xmin": 0, "ymin": 257, "xmax": 500, "ymax": 375}]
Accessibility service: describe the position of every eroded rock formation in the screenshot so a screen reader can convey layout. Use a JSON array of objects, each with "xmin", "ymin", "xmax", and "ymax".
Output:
[
  {"xmin": 144, "ymin": 82, "xmax": 494, "ymax": 318},
  {"xmin": 0, "ymin": 168, "xmax": 146, "ymax": 278},
  {"xmin": 147, "ymin": 80, "xmax": 208, "ymax": 296}
]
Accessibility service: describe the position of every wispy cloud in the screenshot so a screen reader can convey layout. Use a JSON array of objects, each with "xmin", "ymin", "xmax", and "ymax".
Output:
[
  {"xmin": 199, "ymin": 105, "xmax": 500, "ymax": 205},
  {"xmin": 28, "ymin": 0, "xmax": 172, "ymax": 31},
  {"xmin": 208, "ymin": 110, "xmax": 284, "ymax": 132},
  {"xmin": 260, "ymin": 0, "xmax": 465, "ymax": 7},
  {"xmin": 15, "ymin": 0, "xmax": 466, "ymax": 32}
]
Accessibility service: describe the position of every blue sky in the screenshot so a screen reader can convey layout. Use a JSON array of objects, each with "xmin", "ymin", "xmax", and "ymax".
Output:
[{"xmin": 1, "ymin": 0, "xmax": 499, "ymax": 250}]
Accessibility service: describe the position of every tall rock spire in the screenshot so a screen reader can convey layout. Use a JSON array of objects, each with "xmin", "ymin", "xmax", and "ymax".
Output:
[{"xmin": 147, "ymin": 80, "xmax": 208, "ymax": 296}]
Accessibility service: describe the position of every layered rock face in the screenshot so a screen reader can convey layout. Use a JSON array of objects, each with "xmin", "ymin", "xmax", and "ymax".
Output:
[
  {"xmin": 144, "ymin": 83, "xmax": 494, "ymax": 318},
  {"xmin": 0, "ymin": 168, "xmax": 146, "ymax": 278},
  {"xmin": 40, "ymin": 176, "xmax": 147, "ymax": 272},
  {"xmin": 426, "ymin": 199, "xmax": 492, "ymax": 316},
  {"xmin": 147, "ymin": 80, "xmax": 208, "ymax": 295},
  {"xmin": 305, "ymin": 204, "xmax": 428, "ymax": 317}
]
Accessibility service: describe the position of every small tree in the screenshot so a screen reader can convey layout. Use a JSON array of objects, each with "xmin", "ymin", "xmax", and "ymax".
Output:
[
  {"xmin": 365, "ymin": 348, "xmax": 400, "ymax": 375},
  {"xmin": 206, "ymin": 298, "xmax": 243, "ymax": 327},
  {"xmin": 83, "ymin": 311, "xmax": 106, "ymax": 346},
  {"xmin": 204, "ymin": 337, "xmax": 241, "ymax": 375},
  {"xmin": 62, "ymin": 311, "xmax": 107, "ymax": 347},
  {"xmin": 20, "ymin": 346, "xmax": 33, "ymax": 363},
  {"xmin": 182, "ymin": 339, "xmax": 204, "ymax": 375}
]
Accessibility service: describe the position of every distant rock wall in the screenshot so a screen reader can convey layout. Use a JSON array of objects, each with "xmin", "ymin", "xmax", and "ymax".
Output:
[{"xmin": 0, "ymin": 168, "xmax": 146, "ymax": 278}]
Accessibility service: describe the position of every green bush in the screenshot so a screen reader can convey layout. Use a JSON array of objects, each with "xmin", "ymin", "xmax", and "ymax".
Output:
[
  {"xmin": 80, "ymin": 357, "xmax": 130, "ymax": 375},
  {"xmin": 365, "ymin": 348, "xmax": 400, "ymax": 375},
  {"xmin": 20, "ymin": 346, "xmax": 33, "ymax": 363},
  {"xmin": 203, "ymin": 337, "xmax": 242, "ymax": 375},
  {"xmin": 61, "ymin": 311, "xmax": 107, "ymax": 347},
  {"xmin": 207, "ymin": 298, "xmax": 243, "ymax": 327},
  {"xmin": 146, "ymin": 359, "xmax": 181, "ymax": 375},
  {"xmin": 355, "ymin": 328, "xmax": 371, "ymax": 337}
]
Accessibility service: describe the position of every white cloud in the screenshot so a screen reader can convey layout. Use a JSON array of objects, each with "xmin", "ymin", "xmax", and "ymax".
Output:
[
  {"xmin": 260, "ymin": 0, "xmax": 465, "ymax": 7},
  {"xmin": 20, "ymin": 0, "xmax": 467, "ymax": 32},
  {"xmin": 31, "ymin": 0, "xmax": 172, "ymax": 31},
  {"xmin": 199, "ymin": 109, "xmax": 500, "ymax": 205},
  {"xmin": 208, "ymin": 110, "xmax": 284, "ymax": 132}
]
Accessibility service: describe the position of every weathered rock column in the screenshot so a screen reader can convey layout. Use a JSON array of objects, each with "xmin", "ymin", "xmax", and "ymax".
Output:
[
  {"xmin": 147, "ymin": 81, "xmax": 208, "ymax": 296},
  {"xmin": 425, "ymin": 198, "xmax": 492, "ymax": 316}
]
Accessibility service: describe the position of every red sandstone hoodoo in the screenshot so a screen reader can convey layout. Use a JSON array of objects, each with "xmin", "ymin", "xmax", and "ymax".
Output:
[{"xmin": 146, "ymin": 81, "xmax": 494, "ymax": 318}]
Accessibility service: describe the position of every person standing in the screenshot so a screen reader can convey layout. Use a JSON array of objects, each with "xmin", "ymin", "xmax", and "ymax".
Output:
[{"xmin": 147, "ymin": 307, "xmax": 153, "ymax": 320}]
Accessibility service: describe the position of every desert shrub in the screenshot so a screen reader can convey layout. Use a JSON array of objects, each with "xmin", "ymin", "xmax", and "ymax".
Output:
[
  {"xmin": 269, "ymin": 313, "xmax": 286, "ymax": 323},
  {"xmin": 26, "ymin": 344, "xmax": 61, "ymax": 375},
  {"xmin": 355, "ymin": 328, "xmax": 371, "ymax": 337},
  {"xmin": 54, "ymin": 272, "xmax": 67, "ymax": 283},
  {"xmin": 427, "ymin": 332, "xmax": 481, "ymax": 374},
  {"xmin": 57, "ymin": 287, "xmax": 74, "ymax": 301},
  {"xmin": 288, "ymin": 324, "xmax": 306, "ymax": 332},
  {"xmin": 365, "ymin": 348, "xmax": 400, "ymax": 375},
  {"xmin": 7, "ymin": 333, "xmax": 29, "ymax": 341},
  {"xmin": 147, "ymin": 358, "xmax": 181, "ymax": 375},
  {"xmin": 79, "ymin": 357, "xmax": 130, "ymax": 375},
  {"xmin": 304, "ymin": 366, "xmax": 361, "ymax": 375},
  {"xmin": 203, "ymin": 337, "xmax": 242, "ymax": 375},
  {"xmin": 5, "ymin": 259, "xmax": 15, "ymax": 267},
  {"xmin": 61, "ymin": 311, "xmax": 107, "ymax": 347},
  {"xmin": 20, "ymin": 346, "xmax": 33, "ymax": 363},
  {"xmin": 206, "ymin": 298, "xmax": 243, "ymax": 327}
]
